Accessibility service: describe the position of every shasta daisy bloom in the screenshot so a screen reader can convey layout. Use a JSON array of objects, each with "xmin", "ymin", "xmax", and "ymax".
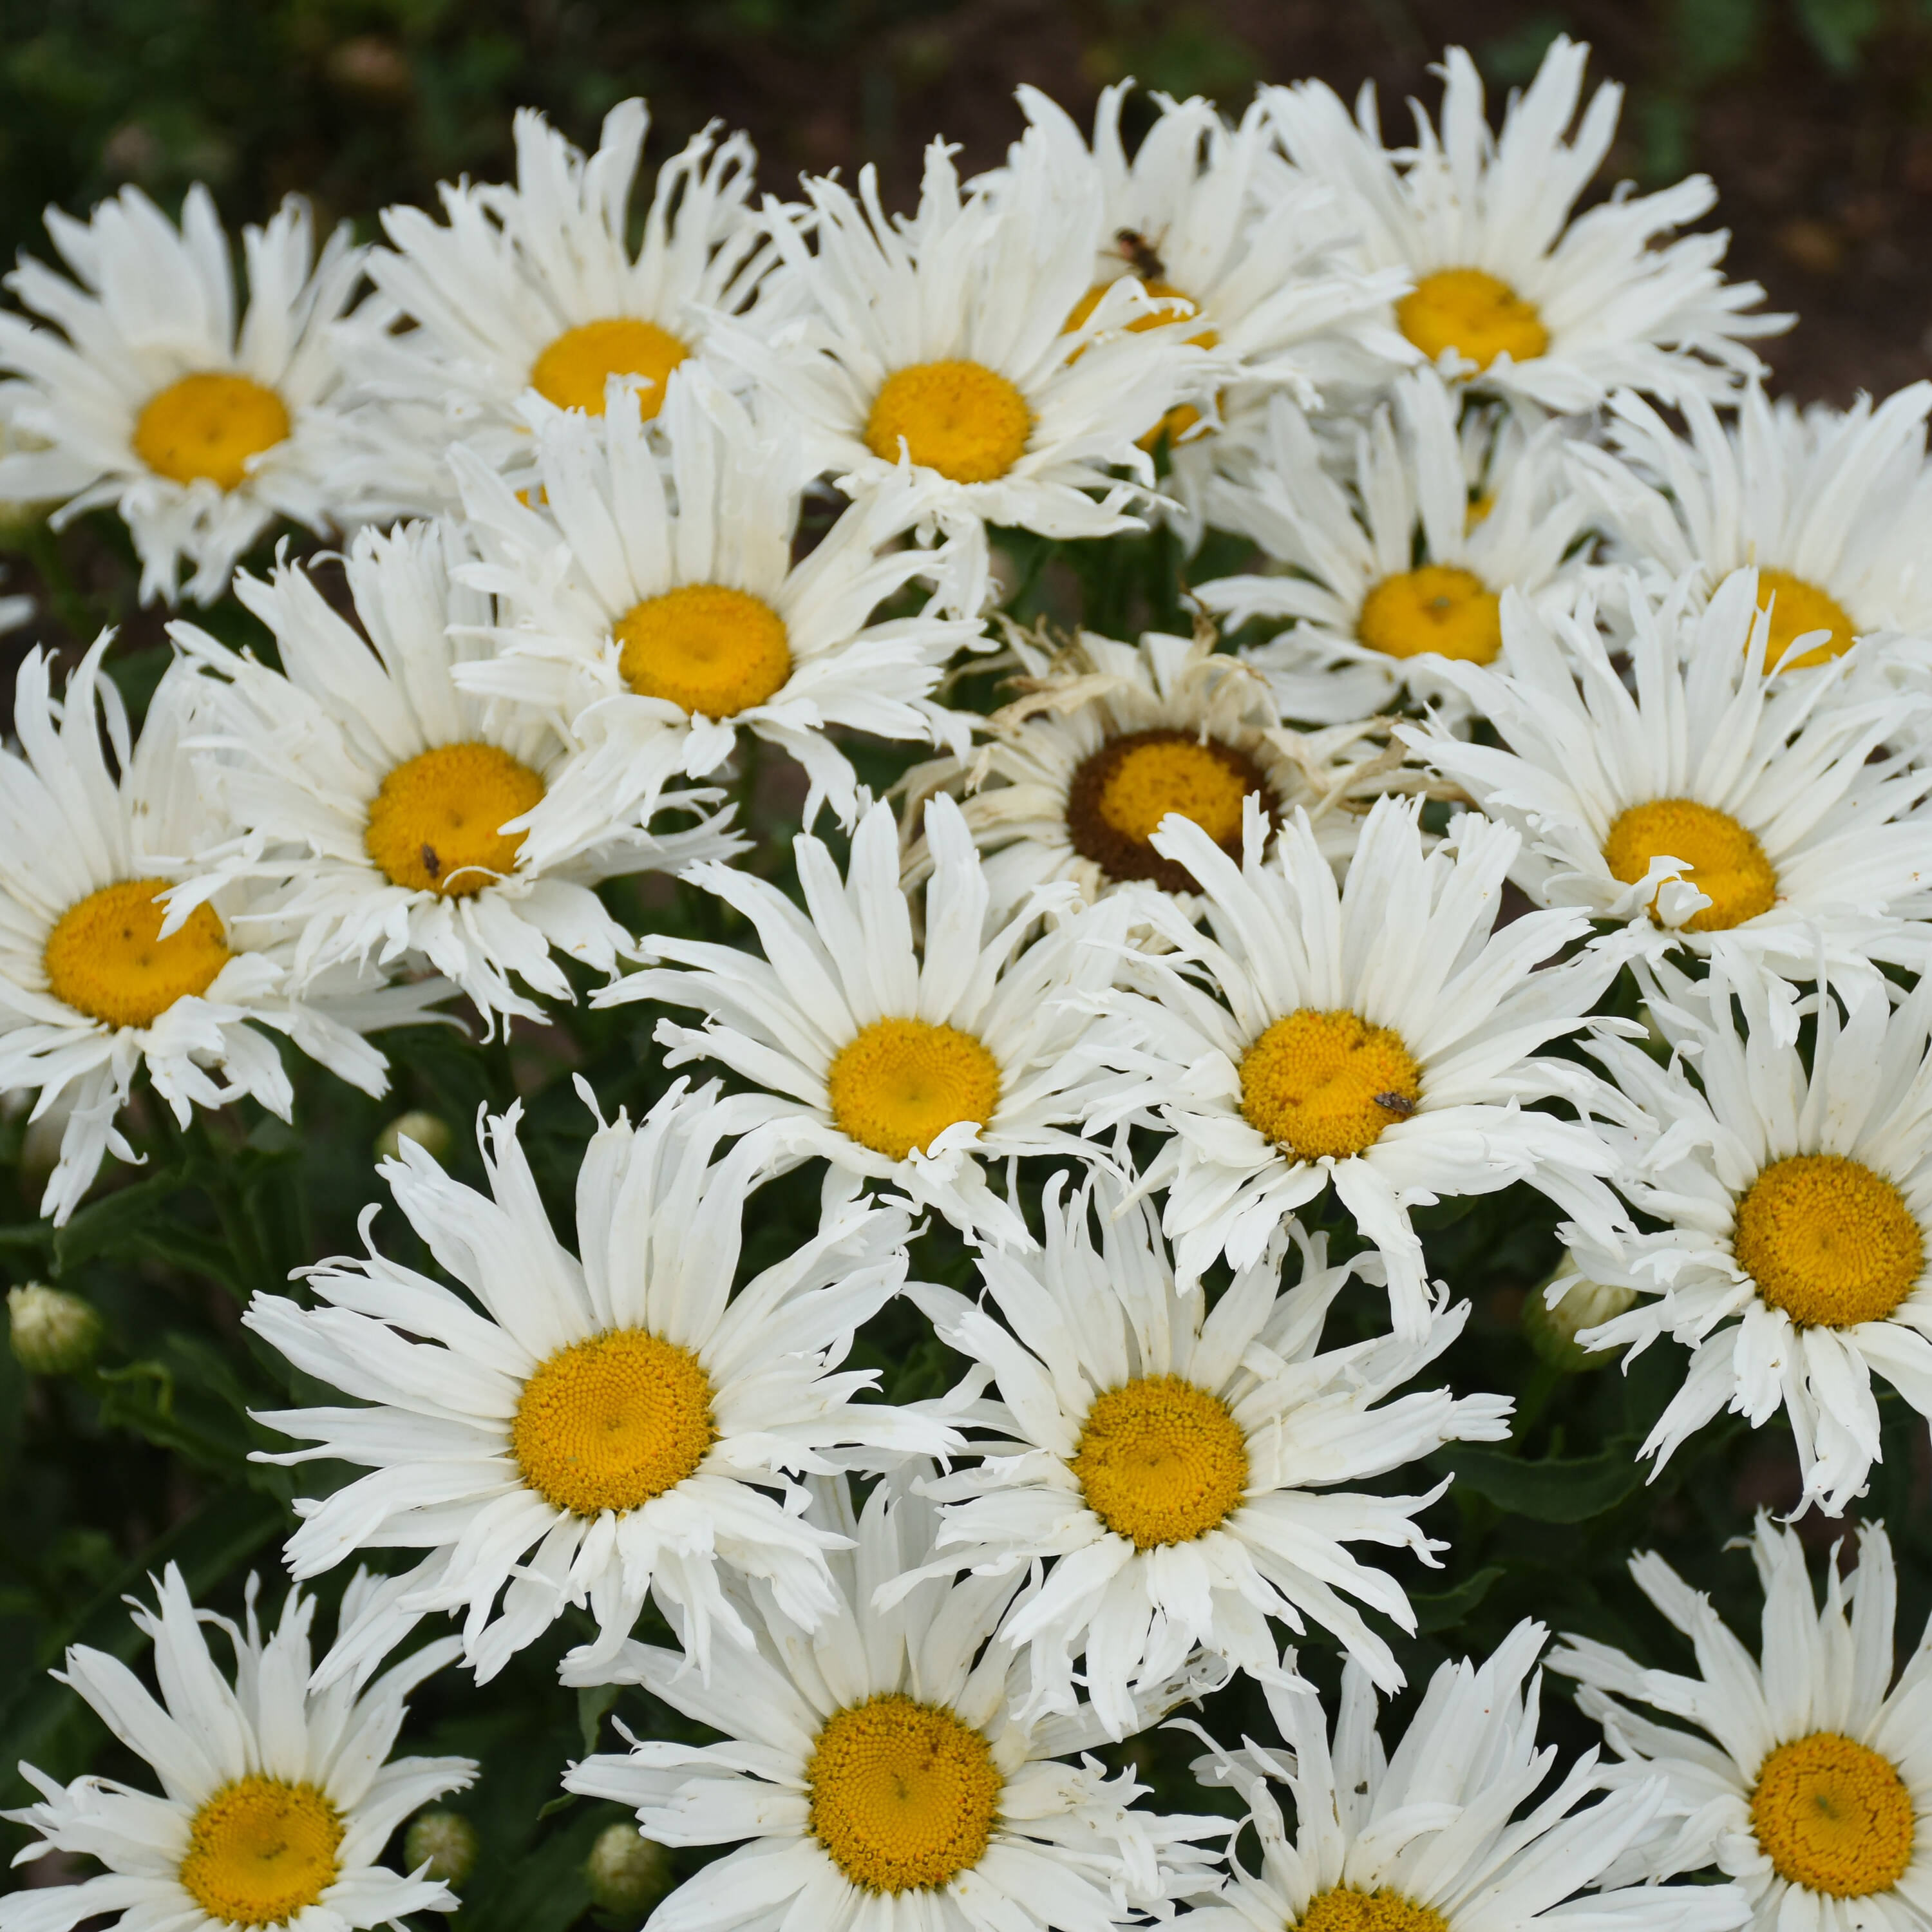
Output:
[
  {"xmin": 0, "ymin": 1563, "xmax": 475, "ymax": 1932},
  {"xmin": 1261, "ymin": 35, "xmax": 1784, "ymax": 413},
  {"xmin": 905, "ymin": 1171, "xmax": 1511, "ymax": 1738},
  {"xmin": 598, "ymin": 795, "xmax": 1124, "ymax": 1250},
  {"xmin": 245, "ymin": 1080, "xmax": 953, "ymax": 1687},
  {"xmin": 562, "ymin": 1468, "xmax": 1230, "ymax": 1932},
  {"xmin": 1186, "ymin": 1622, "xmax": 1750, "ymax": 1932},
  {"xmin": 0, "ymin": 185, "xmax": 367, "ymax": 604},
  {"xmin": 1553, "ymin": 1516, "xmax": 1932, "ymax": 1929},
  {"xmin": 1092, "ymin": 793, "xmax": 1621, "ymax": 1333}
]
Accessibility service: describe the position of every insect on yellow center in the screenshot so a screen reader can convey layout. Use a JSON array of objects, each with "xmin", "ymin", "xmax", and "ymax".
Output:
[
  {"xmin": 825, "ymin": 1018, "xmax": 1003, "ymax": 1162},
  {"xmin": 43, "ymin": 880, "xmax": 231, "ymax": 1030},
  {"xmin": 1357, "ymin": 564, "xmax": 1502, "ymax": 664},
  {"xmin": 133, "ymin": 373, "xmax": 291, "ymax": 491},
  {"xmin": 1750, "ymin": 1732, "xmax": 1916, "ymax": 1899},
  {"xmin": 178, "ymin": 1776, "xmax": 344, "ymax": 1926},
  {"xmin": 1601, "ymin": 798, "xmax": 1777, "ymax": 933},
  {"xmin": 1296, "ymin": 1888, "xmax": 1451, "ymax": 1932},
  {"xmin": 1240, "ymin": 1007, "xmax": 1422, "ymax": 1161},
  {"xmin": 612, "ymin": 583, "xmax": 793, "ymax": 718},
  {"xmin": 364, "ymin": 742, "xmax": 547, "ymax": 898},
  {"xmin": 511, "ymin": 1328, "xmax": 717, "ymax": 1517},
  {"xmin": 1065, "ymin": 729, "xmax": 1271, "ymax": 893},
  {"xmin": 1732, "ymin": 1154, "xmax": 1924, "ymax": 1329},
  {"xmin": 1754, "ymin": 567, "xmax": 1857, "ymax": 671},
  {"xmin": 864, "ymin": 360, "xmax": 1032, "ymax": 484},
  {"xmin": 1396, "ymin": 268, "xmax": 1549, "ymax": 371},
  {"xmin": 529, "ymin": 317, "xmax": 688, "ymax": 417},
  {"xmin": 806, "ymin": 1692, "xmax": 1003, "ymax": 1894},
  {"xmin": 1072, "ymin": 1374, "xmax": 1249, "ymax": 1549}
]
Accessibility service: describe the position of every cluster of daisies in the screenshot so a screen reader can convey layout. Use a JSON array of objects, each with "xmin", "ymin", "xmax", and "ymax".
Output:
[{"xmin": 7, "ymin": 33, "xmax": 1932, "ymax": 1932}]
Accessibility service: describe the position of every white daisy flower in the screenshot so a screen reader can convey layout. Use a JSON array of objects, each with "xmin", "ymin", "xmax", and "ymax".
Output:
[
  {"xmin": 245, "ymin": 1079, "xmax": 954, "ymax": 1687},
  {"xmin": 452, "ymin": 368, "xmax": 983, "ymax": 837},
  {"xmin": 1553, "ymin": 1515, "xmax": 1932, "ymax": 1929},
  {"xmin": 170, "ymin": 518, "xmax": 739, "ymax": 1030},
  {"xmin": 1194, "ymin": 369, "xmax": 1591, "ymax": 724},
  {"xmin": 598, "ymin": 795, "xmax": 1125, "ymax": 1251},
  {"xmin": 562, "ymin": 1468, "xmax": 1230, "ymax": 1932},
  {"xmin": 1186, "ymin": 1621, "xmax": 1750, "ymax": 1932},
  {"xmin": 0, "ymin": 1563, "xmax": 474, "ymax": 1932},
  {"xmin": 1091, "ymin": 793, "xmax": 1621, "ymax": 1334},
  {"xmin": 1260, "ymin": 35, "xmax": 1785, "ymax": 413},
  {"xmin": 1401, "ymin": 569, "xmax": 1932, "ymax": 980},
  {"xmin": 0, "ymin": 185, "xmax": 367, "ymax": 604},
  {"xmin": 906, "ymin": 1170, "xmax": 1511, "ymax": 1738}
]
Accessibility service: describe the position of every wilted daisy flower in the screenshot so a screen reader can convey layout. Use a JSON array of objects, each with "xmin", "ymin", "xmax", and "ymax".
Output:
[
  {"xmin": 171, "ymin": 520, "xmax": 738, "ymax": 1030},
  {"xmin": 1404, "ymin": 570, "xmax": 1932, "ymax": 978},
  {"xmin": 247, "ymin": 1081, "xmax": 952, "ymax": 1687},
  {"xmin": 0, "ymin": 185, "xmax": 367, "ymax": 603},
  {"xmin": 1262, "ymin": 35, "xmax": 1783, "ymax": 412},
  {"xmin": 1092, "ymin": 794, "xmax": 1620, "ymax": 1332},
  {"xmin": 1554, "ymin": 1516, "xmax": 1932, "ymax": 1929},
  {"xmin": 907, "ymin": 1171, "xmax": 1510, "ymax": 1738},
  {"xmin": 1195, "ymin": 370, "xmax": 1591, "ymax": 723},
  {"xmin": 563, "ymin": 1469, "xmax": 1229, "ymax": 1932},
  {"xmin": 1186, "ymin": 1622, "xmax": 1750, "ymax": 1932},
  {"xmin": 600, "ymin": 795, "xmax": 1124, "ymax": 1249},
  {"xmin": 0, "ymin": 1563, "xmax": 475, "ymax": 1932}
]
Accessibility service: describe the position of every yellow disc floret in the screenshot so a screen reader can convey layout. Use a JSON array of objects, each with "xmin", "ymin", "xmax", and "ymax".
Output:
[
  {"xmin": 1733, "ymin": 1154, "xmax": 1924, "ymax": 1329},
  {"xmin": 179, "ymin": 1776, "xmax": 344, "ymax": 1926},
  {"xmin": 1750, "ymin": 1732, "xmax": 1916, "ymax": 1899},
  {"xmin": 511, "ymin": 1328, "xmax": 717, "ymax": 1517},
  {"xmin": 1296, "ymin": 1889, "xmax": 1451, "ymax": 1932},
  {"xmin": 43, "ymin": 880, "xmax": 231, "ymax": 1030},
  {"xmin": 1357, "ymin": 565, "xmax": 1503, "ymax": 664},
  {"xmin": 807, "ymin": 1692, "xmax": 1003, "ymax": 1893},
  {"xmin": 612, "ymin": 584, "xmax": 793, "ymax": 717},
  {"xmin": 825, "ymin": 1018, "xmax": 1003, "ymax": 1162},
  {"xmin": 1240, "ymin": 1008, "xmax": 1423, "ymax": 1161},
  {"xmin": 1072, "ymin": 1374, "xmax": 1249, "ymax": 1549},
  {"xmin": 529, "ymin": 317, "xmax": 688, "ymax": 417},
  {"xmin": 133, "ymin": 373, "xmax": 291, "ymax": 491},
  {"xmin": 1396, "ymin": 268, "xmax": 1550, "ymax": 370},
  {"xmin": 864, "ymin": 361, "xmax": 1032, "ymax": 484},
  {"xmin": 364, "ymin": 742, "xmax": 546, "ymax": 897},
  {"xmin": 1601, "ymin": 798, "xmax": 1777, "ymax": 933},
  {"xmin": 1754, "ymin": 567, "xmax": 1857, "ymax": 671},
  {"xmin": 1065, "ymin": 729, "xmax": 1271, "ymax": 892}
]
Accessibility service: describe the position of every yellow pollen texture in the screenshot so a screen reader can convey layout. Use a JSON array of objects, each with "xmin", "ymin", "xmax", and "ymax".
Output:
[
  {"xmin": 511, "ymin": 1328, "xmax": 717, "ymax": 1516},
  {"xmin": 1357, "ymin": 565, "xmax": 1502, "ymax": 664},
  {"xmin": 1072, "ymin": 1374, "xmax": 1249, "ymax": 1549},
  {"xmin": 178, "ymin": 1776, "xmax": 344, "ymax": 1926},
  {"xmin": 1755, "ymin": 568, "xmax": 1857, "ymax": 671},
  {"xmin": 1065, "ymin": 730, "xmax": 1268, "ymax": 893},
  {"xmin": 529, "ymin": 317, "xmax": 688, "ymax": 417},
  {"xmin": 1750, "ymin": 1732, "xmax": 1916, "ymax": 1899},
  {"xmin": 43, "ymin": 880, "xmax": 231, "ymax": 1030},
  {"xmin": 807, "ymin": 1692, "xmax": 1003, "ymax": 1894},
  {"xmin": 1601, "ymin": 798, "xmax": 1777, "ymax": 933},
  {"xmin": 1240, "ymin": 1008, "xmax": 1423, "ymax": 1162},
  {"xmin": 1733, "ymin": 1154, "xmax": 1924, "ymax": 1329},
  {"xmin": 1296, "ymin": 1888, "xmax": 1451, "ymax": 1932},
  {"xmin": 864, "ymin": 361, "xmax": 1032, "ymax": 484},
  {"xmin": 133, "ymin": 373, "xmax": 291, "ymax": 491},
  {"xmin": 825, "ymin": 1018, "xmax": 1002, "ymax": 1162},
  {"xmin": 1396, "ymin": 268, "xmax": 1550, "ymax": 370},
  {"xmin": 612, "ymin": 583, "xmax": 793, "ymax": 717},
  {"xmin": 364, "ymin": 742, "xmax": 545, "ymax": 897}
]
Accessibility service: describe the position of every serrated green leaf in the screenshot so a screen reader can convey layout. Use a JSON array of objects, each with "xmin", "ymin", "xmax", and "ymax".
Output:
[{"xmin": 1437, "ymin": 1441, "xmax": 1646, "ymax": 1523}]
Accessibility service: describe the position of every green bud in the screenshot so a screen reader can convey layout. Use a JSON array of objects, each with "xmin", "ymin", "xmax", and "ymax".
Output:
[
  {"xmin": 1523, "ymin": 1255, "xmax": 1637, "ymax": 1372},
  {"xmin": 404, "ymin": 1809, "xmax": 478, "ymax": 1889},
  {"xmin": 8, "ymin": 1283, "xmax": 103, "ymax": 1376},
  {"xmin": 584, "ymin": 1821, "xmax": 670, "ymax": 1917},
  {"xmin": 375, "ymin": 1110, "xmax": 453, "ymax": 1163}
]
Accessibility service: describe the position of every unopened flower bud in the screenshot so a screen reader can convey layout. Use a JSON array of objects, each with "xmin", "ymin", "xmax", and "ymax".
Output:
[
  {"xmin": 1523, "ymin": 1255, "xmax": 1637, "ymax": 1370},
  {"xmin": 404, "ymin": 1809, "xmax": 477, "ymax": 1889},
  {"xmin": 584, "ymin": 1821, "xmax": 670, "ymax": 1916},
  {"xmin": 375, "ymin": 1110, "xmax": 452, "ymax": 1163},
  {"xmin": 8, "ymin": 1283, "xmax": 103, "ymax": 1376}
]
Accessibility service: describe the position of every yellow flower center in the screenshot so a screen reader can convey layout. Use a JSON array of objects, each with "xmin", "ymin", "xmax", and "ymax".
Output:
[
  {"xmin": 1240, "ymin": 1008, "xmax": 1422, "ymax": 1161},
  {"xmin": 178, "ymin": 1776, "xmax": 344, "ymax": 1927},
  {"xmin": 1064, "ymin": 279, "xmax": 1218, "ymax": 450},
  {"xmin": 1072, "ymin": 1374, "xmax": 1249, "ymax": 1549},
  {"xmin": 511, "ymin": 1328, "xmax": 717, "ymax": 1517},
  {"xmin": 864, "ymin": 361, "xmax": 1032, "ymax": 484},
  {"xmin": 43, "ymin": 880, "xmax": 231, "ymax": 1030},
  {"xmin": 1601, "ymin": 798, "xmax": 1777, "ymax": 933},
  {"xmin": 132, "ymin": 373, "xmax": 291, "ymax": 491},
  {"xmin": 364, "ymin": 742, "xmax": 546, "ymax": 898},
  {"xmin": 1750, "ymin": 1732, "xmax": 1916, "ymax": 1899},
  {"xmin": 529, "ymin": 317, "xmax": 688, "ymax": 417},
  {"xmin": 824, "ymin": 1018, "xmax": 1002, "ymax": 1162},
  {"xmin": 1755, "ymin": 567, "xmax": 1857, "ymax": 671},
  {"xmin": 806, "ymin": 1692, "xmax": 1003, "ymax": 1894},
  {"xmin": 612, "ymin": 583, "xmax": 793, "ymax": 718},
  {"xmin": 1732, "ymin": 1154, "xmax": 1924, "ymax": 1330},
  {"xmin": 1296, "ymin": 1889, "xmax": 1450, "ymax": 1932},
  {"xmin": 1065, "ymin": 729, "xmax": 1271, "ymax": 892},
  {"xmin": 1357, "ymin": 565, "xmax": 1502, "ymax": 664},
  {"xmin": 1396, "ymin": 268, "xmax": 1549, "ymax": 371}
]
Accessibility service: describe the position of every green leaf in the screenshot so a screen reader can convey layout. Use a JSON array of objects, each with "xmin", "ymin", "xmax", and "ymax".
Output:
[
  {"xmin": 1437, "ymin": 1440, "xmax": 1646, "ymax": 1523},
  {"xmin": 51, "ymin": 1173, "xmax": 175, "ymax": 1274},
  {"xmin": 577, "ymin": 1681, "xmax": 619, "ymax": 1757},
  {"xmin": 1410, "ymin": 1566, "xmax": 1505, "ymax": 1634},
  {"xmin": 1792, "ymin": 0, "xmax": 1884, "ymax": 71}
]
